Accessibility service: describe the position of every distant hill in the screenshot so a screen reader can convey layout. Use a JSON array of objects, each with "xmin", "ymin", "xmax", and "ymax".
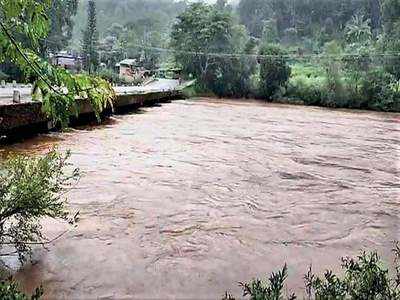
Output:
[{"xmin": 71, "ymin": 0, "xmax": 187, "ymax": 49}]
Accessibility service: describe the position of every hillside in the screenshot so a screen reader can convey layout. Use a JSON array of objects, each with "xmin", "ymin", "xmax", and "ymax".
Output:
[{"xmin": 72, "ymin": 0, "xmax": 187, "ymax": 47}]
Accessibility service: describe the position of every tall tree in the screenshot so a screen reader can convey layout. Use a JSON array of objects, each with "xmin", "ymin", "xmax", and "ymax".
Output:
[
  {"xmin": 381, "ymin": 0, "xmax": 400, "ymax": 79},
  {"xmin": 46, "ymin": 0, "xmax": 79, "ymax": 53},
  {"xmin": 82, "ymin": 0, "xmax": 99, "ymax": 73},
  {"xmin": 369, "ymin": 0, "xmax": 381, "ymax": 36},
  {"xmin": 171, "ymin": 3, "xmax": 254, "ymax": 97}
]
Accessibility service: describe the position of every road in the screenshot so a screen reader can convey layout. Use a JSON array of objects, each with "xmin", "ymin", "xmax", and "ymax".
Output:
[{"xmin": 0, "ymin": 79, "xmax": 182, "ymax": 105}]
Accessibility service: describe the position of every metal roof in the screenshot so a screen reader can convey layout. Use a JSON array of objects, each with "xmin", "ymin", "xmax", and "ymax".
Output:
[{"xmin": 116, "ymin": 59, "xmax": 137, "ymax": 67}]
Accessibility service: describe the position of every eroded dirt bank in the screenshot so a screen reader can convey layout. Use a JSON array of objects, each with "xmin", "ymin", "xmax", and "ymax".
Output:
[{"xmin": 2, "ymin": 98, "xmax": 399, "ymax": 299}]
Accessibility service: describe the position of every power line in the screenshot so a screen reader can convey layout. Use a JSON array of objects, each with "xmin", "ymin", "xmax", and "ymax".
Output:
[
  {"xmin": 40, "ymin": 37, "xmax": 400, "ymax": 59},
  {"xmin": 127, "ymin": 44, "xmax": 400, "ymax": 59}
]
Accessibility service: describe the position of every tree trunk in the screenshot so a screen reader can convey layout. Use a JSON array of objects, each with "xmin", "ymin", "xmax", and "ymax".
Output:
[{"xmin": 370, "ymin": 0, "xmax": 381, "ymax": 37}]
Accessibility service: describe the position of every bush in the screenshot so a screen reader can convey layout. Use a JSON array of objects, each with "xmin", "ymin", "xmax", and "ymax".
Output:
[
  {"xmin": 0, "ymin": 278, "xmax": 42, "ymax": 300},
  {"xmin": 382, "ymin": 37, "xmax": 400, "ymax": 80},
  {"xmin": 224, "ymin": 245, "xmax": 400, "ymax": 300},
  {"xmin": 322, "ymin": 41, "xmax": 346, "ymax": 107},
  {"xmin": 0, "ymin": 150, "xmax": 79, "ymax": 263},
  {"xmin": 360, "ymin": 69, "xmax": 400, "ymax": 111},
  {"xmin": 287, "ymin": 64, "xmax": 326, "ymax": 106},
  {"xmin": 97, "ymin": 69, "xmax": 128, "ymax": 85},
  {"xmin": 259, "ymin": 44, "xmax": 291, "ymax": 100}
]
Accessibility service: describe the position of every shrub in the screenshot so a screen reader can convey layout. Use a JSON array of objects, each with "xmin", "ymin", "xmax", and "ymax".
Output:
[
  {"xmin": 322, "ymin": 41, "xmax": 346, "ymax": 107},
  {"xmin": 224, "ymin": 245, "xmax": 400, "ymax": 299},
  {"xmin": 259, "ymin": 44, "xmax": 291, "ymax": 100},
  {"xmin": 287, "ymin": 73, "xmax": 325, "ymax": 106},
  {"xmin": 97, "ymin": 69, "xmax": 130, "ymax": 85},
  {"xmin": 0, "ymin": 150, "xmax": 79, "ymax": 263},
  {"xmin": 360, "ymin": 69, "xmax": 400, "ymax": 111},
  {"xmin": 0, "ymin": 278, "xmax": 42, "ymax": 300}
]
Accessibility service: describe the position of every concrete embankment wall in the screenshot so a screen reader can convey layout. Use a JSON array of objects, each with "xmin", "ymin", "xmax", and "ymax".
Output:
[{"xmin": 0, "ymin": 89, "xmax": 184, "ymax": 139}]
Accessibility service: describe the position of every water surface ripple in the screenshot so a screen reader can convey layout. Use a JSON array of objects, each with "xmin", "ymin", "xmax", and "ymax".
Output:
[{"xmin": 2, "ymin": 98, "xmax": 399, "ymax": 299}]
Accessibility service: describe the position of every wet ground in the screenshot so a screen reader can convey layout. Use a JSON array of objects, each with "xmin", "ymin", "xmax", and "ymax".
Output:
[{"xmin": 1, "ymin": 98, "xmax": 399, "ymax": 299}]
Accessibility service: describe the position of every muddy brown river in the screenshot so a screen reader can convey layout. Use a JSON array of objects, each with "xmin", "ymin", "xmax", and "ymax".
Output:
[{"xmin": 1, "ymin": 98, "xmax": 399, "ymax": 299}]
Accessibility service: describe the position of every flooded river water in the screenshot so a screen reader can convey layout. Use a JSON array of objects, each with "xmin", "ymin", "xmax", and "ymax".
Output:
[{"xmin": 1, "ymin": 98, "xmax": 399, "ymax": 299}]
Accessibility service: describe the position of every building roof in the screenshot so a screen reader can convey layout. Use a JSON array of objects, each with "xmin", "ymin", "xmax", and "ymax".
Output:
[{"xmin": 116, "ymin": 59, "xmax": 137, "ymax": 67}]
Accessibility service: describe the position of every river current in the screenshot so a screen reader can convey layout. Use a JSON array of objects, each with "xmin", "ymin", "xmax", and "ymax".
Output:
[{"xmin": 1, "ymin": 98, "xmax": 399, "ymax": 299}]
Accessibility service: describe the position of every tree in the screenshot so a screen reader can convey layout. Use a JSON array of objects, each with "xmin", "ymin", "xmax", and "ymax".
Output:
[
  {"xmin": 259, "ymin": 44, "xmax": 291, "ymax": 100},
  {"xmin": 381, "ymin": 0, "xmax": 400, "ymax": 79},
  {"xmin": 171, "ymin": 3, "xmax": 254, "ymax": 97},
  {"xmin": 45, "ymin": 0, "xmax": 79, "ymax": 53},
  {"xmin": 345, "ymin": 15, "xmax": 372, "ymax": 44},
  {"xmin": 0, "ymin": 151, "xmax": 78, "ymax": 263},
  {"xmin": 237, "ymin": 0, "xmax": 372, "ymax": 41},
  {"xmin": 170, "ymin": 4, "xmax": 231, "ymax": 86},
  {"xmin": 122, "ymin": 17, "xmax": 168, "ymax": 70},
  {"xmin": 82, "ymin": 0, "xmax": 99, "ymax": 73},
  {"xmin": 369, "ymin": 0, "xmax": 381, "ymax": 37},
  {"xmin": 0, "ymin": 0, "xmax": 115, "ymax": 127},
  {"xmin": 238, "ymin": 0, "xmax": 273, "ymax": 38},
  {"xmin": 323, "ymin": 40, "xmax": 345, "ymax": 106}
]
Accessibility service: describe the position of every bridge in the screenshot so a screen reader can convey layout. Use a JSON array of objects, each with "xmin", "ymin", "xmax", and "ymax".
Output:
[{"xmin": 0, "ymin": 79, "xmax": 194, "ymax": 138}]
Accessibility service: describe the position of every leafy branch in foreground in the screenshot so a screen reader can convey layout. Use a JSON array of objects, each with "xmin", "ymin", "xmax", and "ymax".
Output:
[
  {"xmin": 0, "ymin": 150, "xmax": 79, "ymax": 263},
  {"xmin": 0, "ymin": 277, "xmax": 43, "ymax": 300},
  {"xmin": 224, "ymin": 245, "xmax": 400, "ymax": 299},
  {"xmin": 0, "ymin": 0, "xmax": 115, "ymax": 127}
]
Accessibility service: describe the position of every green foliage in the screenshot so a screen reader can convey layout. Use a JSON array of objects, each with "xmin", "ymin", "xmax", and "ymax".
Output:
[
  {"xmin": 287, "ymin": 59, "xmax": 400, "ymax": 111},
  {"xmin": 171, "ymin": 3, "xmax": 254, "ymax": 98},
  {"xmin": 359, "ymin": 69, "xmax": 400, "ymax": 111},
  {"xmin": 261, "ymin": 20, "xmax": 279, "ymax": 44},
  {"xmin": 322, "ymin": 41, "xmax": 345, "ymax": 107},
  {"xmin": 71, "ymin": 0, "xmax": 186, "ymax": 47},
  {"xmin": 238, "ymin": 0, "xmax": 372, "ymax": 42},
  {"xmin": 238, "ymin": 0, "xmax": 273, "ymax": 38},
  {"xmin": 383, "ymin": 41, "xmax": 400, "ymax": 80},
  {"xmin": 45, "ymin": 0, "xmax": 79, "ymax": 53},
  {"xmin": 345, "ymin": 15, "xmax": 372, "ymax": 44},
  {"xmin": 0, "ymin": 0, "xmax": 115, "ymax": 127},
  {"xmin": 382, "ymin": 0, "xmax": 400, "ymax": 36},
  {"xmin": 223, "ymin": 265, "xmax": 295, "ymax": 300},
  {"xmin": 97, "ymin": 69, "xmax": 125, "ymax": 85},
  {"xmin": 241, "ymin": 265, "xmax": 295, "ymax": 300},
  {"xmin": 287, "ymin": 74, "xmax": 325, "ymax": 106},
  {"xmin": 0, "ymin": 278, "xmax": 42, "ymax": 300},
  {"xmin": 379, "ymin": 0, "xmax": 400, "ymax": 80},
  {"xmin": 306, "ymin": 251, "xmax": 400, "ymax": 299},
  {"xmin": 0, "ymin": 150, "xmax": 78, "ymax": 262},
  {"xmin": 259, "ymin": 44, "xmax": 291, "ymax": 100},
  {"xmin": 82, "ymin": 0, "xmax": 99, "ymax": 73},
  {"xmin": 225, "ymin": 248, "xmax": 400, "ymax": 299}
]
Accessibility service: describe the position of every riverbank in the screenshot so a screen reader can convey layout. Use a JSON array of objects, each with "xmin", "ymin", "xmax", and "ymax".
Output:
[{"xmin": 0, "ymin": 79, "xmax": 188, "ymax": 142}]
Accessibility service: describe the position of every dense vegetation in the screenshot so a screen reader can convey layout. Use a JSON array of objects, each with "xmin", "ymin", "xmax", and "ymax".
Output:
[
  {"xmin": 224, "ymin": 245, "xmax": 400, "ymax": 299},
  {"xmin": 169, "ymin": 0, "xmax": 400, "ymax": 112},
  {"xmin": 71, "ymin": 0, "xmax": 187, "ymax": 74},
  {"xmin": 2, "ymin": 0, "xmax": 398, "ymax": 111}
]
